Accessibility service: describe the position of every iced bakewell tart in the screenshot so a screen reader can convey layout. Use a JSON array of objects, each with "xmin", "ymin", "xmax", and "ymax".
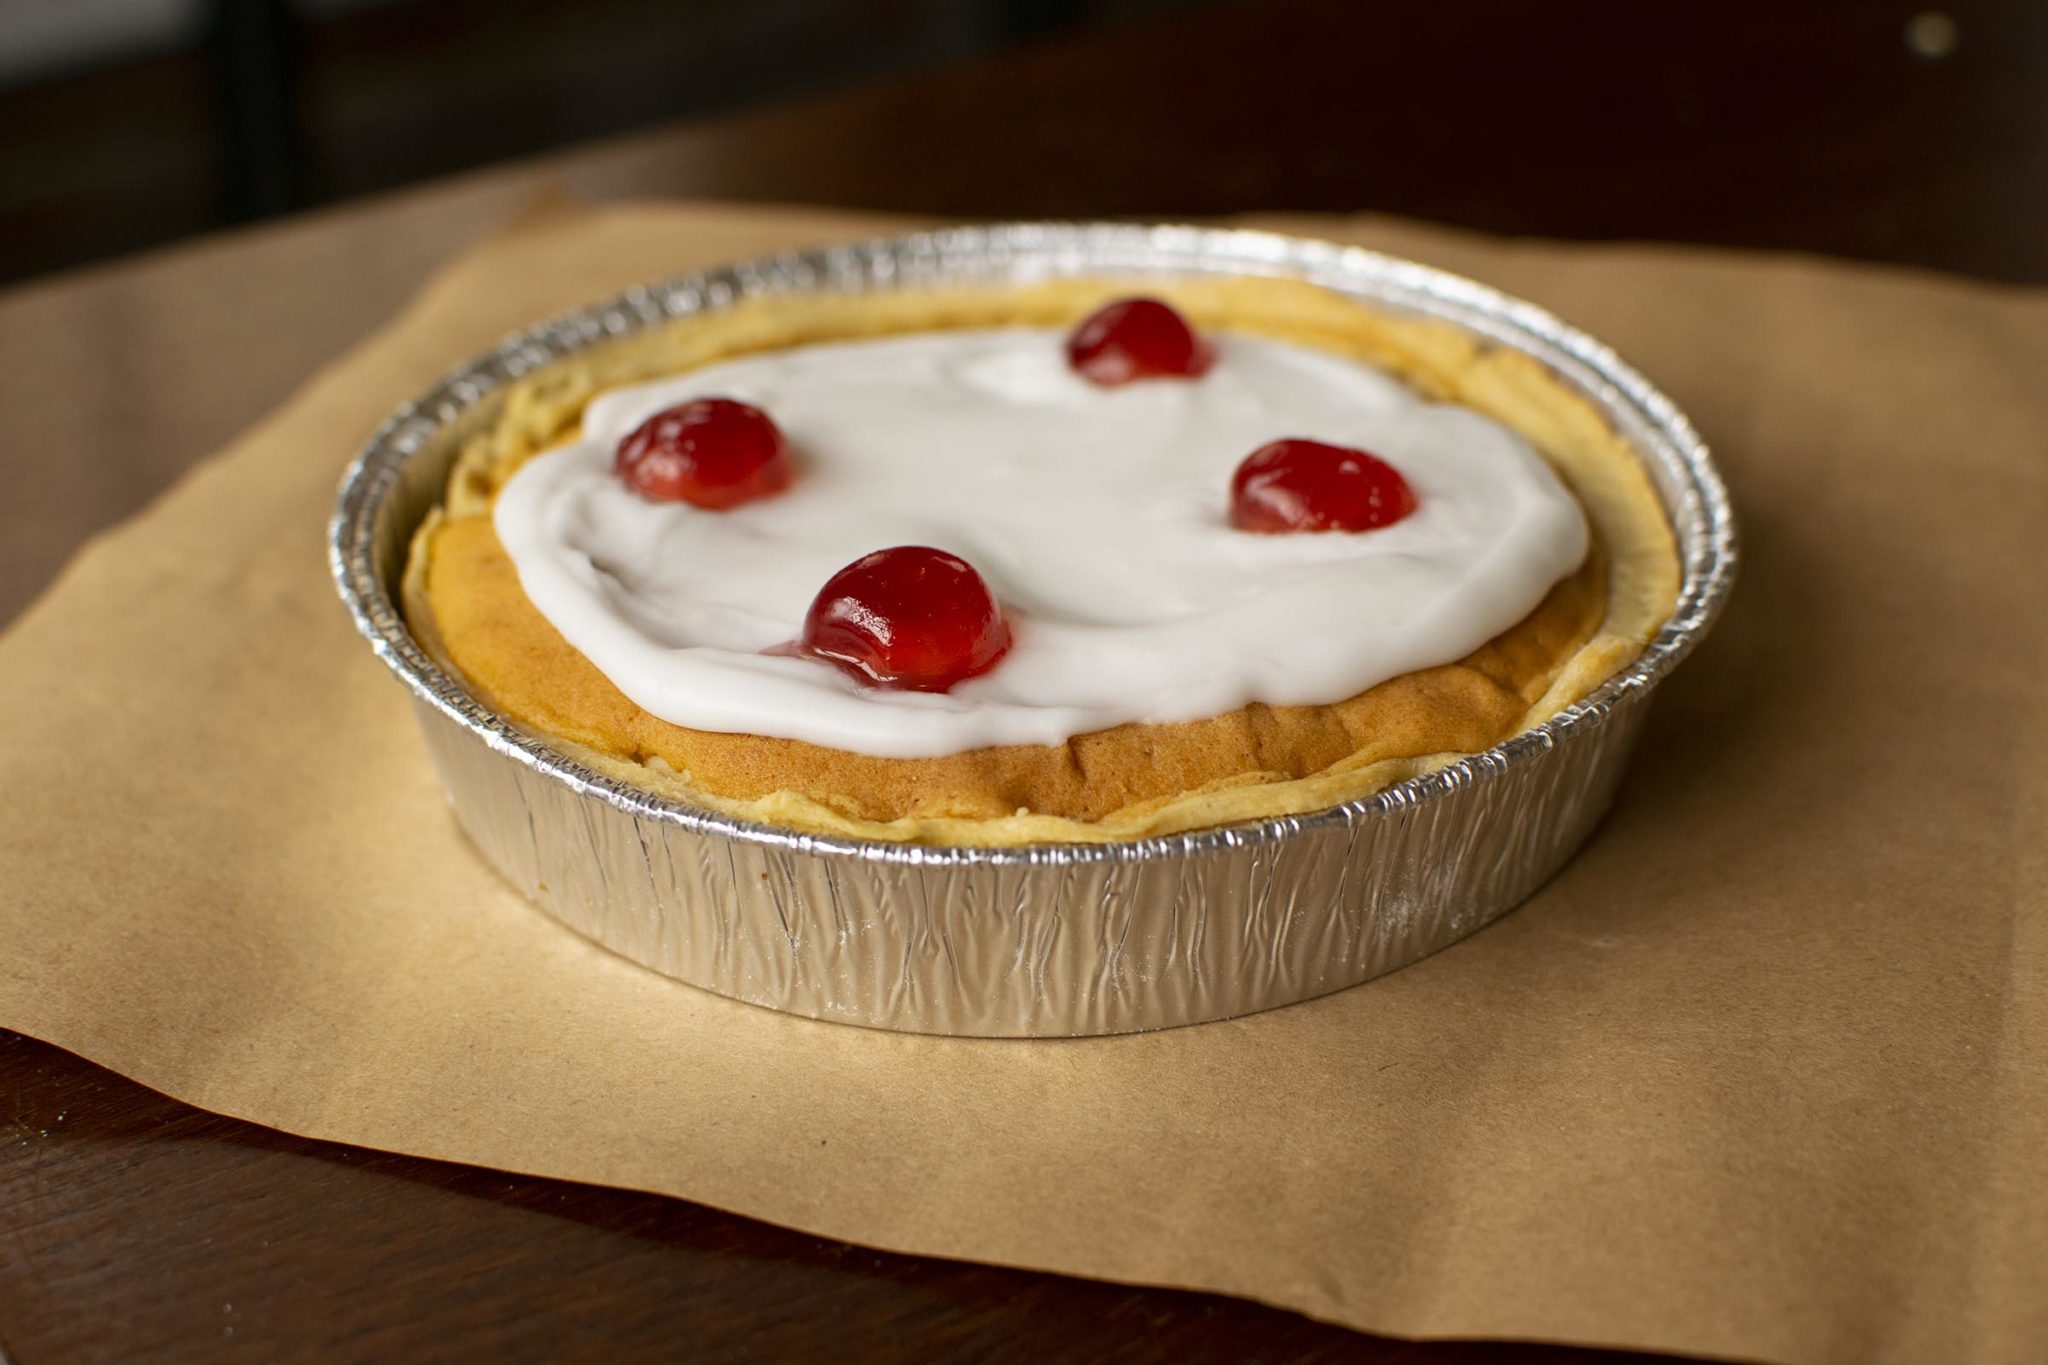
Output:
[{"xmin": 402, "ymin": 276, "xmax": 1680, "ymax": 846}]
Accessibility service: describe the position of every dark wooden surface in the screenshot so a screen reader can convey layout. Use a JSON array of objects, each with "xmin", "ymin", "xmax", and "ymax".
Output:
[{"xmin": 3, "ymin": 0, "xmax": 2042, "ymax": 1359}]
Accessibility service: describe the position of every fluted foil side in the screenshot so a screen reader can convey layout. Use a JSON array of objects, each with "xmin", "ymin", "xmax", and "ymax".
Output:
[{"xmin": 332, "ymin": 223, "xmax": 1735, "ymax": 1037}]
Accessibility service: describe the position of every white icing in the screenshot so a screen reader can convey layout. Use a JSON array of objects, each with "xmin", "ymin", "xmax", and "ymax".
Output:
[{"xmin": 492, "ymin": 328, "xmax": 1588, "ymax": 758}]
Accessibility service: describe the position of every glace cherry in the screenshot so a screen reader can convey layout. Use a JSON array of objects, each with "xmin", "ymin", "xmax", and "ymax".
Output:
[
  {"xmin": 1229, "ymin": 438, "xmax": 1417, "ymax": 533},
  {"xmin": 1065, "ymin": 297, "xmax": 1214, "ymax": 386},
  {"xmin": 615, "ymin": 397, "xmax": 792, "ymax": 509},
  {"xmin": 800, "ymin": 546, "xmax": 1012, "ymax": 692}
]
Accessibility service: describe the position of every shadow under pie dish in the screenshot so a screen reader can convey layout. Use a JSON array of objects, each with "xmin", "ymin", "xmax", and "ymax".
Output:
[{"xmin": 332, "ymin": 223, "xmax": 1735, "ymax": 1036}]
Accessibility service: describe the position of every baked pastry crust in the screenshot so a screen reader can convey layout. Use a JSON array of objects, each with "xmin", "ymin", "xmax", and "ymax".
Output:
[{"xmin": 404, "ymin": 277, "xmax": 1680, "ymax": 845}]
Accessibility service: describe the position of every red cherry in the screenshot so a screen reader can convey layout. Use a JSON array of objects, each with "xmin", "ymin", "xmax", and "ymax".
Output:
[
  {"xmin": 1229, "ymin": 439, "xmax": 1417, "ymax": 533},
  {"xmin": 615, "ymin": 397, "xmax": 791, "ymax": 509},
  {"xmin": 800, "ymin": 546, "xmax": 1012, "ymax": 692},
  {"xmin": 1065, "ymin": 297, "xmax": 1214, "ymax": 385}
]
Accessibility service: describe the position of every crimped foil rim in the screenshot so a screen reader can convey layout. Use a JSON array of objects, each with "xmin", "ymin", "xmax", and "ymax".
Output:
[{"xmin": 329, "ymin": 222, "xmax": 1737, "ymax": 869}]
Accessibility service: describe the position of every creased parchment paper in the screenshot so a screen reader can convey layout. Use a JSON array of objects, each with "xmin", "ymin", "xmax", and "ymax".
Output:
[{"xmin": 1, "ymin": 203, "xmax": 2042, "ymax": 1365}]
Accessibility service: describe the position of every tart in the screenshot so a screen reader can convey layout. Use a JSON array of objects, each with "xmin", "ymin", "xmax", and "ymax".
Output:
[{"xmin": 402, "ymin": 276, "xmax": 1680, "ymax": 846}]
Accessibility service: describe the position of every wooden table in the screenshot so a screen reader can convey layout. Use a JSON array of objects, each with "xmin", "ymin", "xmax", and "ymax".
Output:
[{"xmin": 2, "ymin": 1, "xmax": 2040, "ymax": 1357}]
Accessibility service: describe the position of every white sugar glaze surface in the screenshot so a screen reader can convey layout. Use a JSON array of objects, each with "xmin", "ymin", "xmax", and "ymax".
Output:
[{"xmin": 493, "ymin": 327, "xmax": 1589, "ymax": 758}]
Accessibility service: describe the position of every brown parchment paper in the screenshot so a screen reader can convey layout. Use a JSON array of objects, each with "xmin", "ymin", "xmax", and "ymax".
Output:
[{"xmin": 1, "ymin": 202, "xmax": 2043, "ymax": 1365}]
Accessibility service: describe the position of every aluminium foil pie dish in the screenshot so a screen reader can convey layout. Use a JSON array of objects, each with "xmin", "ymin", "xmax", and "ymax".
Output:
[{"xmin": 330, "ymin": 222, "xmax": 1736, "ymax": 1037}]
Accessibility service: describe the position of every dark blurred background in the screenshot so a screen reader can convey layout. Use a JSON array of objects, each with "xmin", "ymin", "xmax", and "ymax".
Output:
[
  {"xmin": 18, "ymin": 0, "xmax": 1192, "ymax": 283},
  {"xmin": 2, "ymin": 0, "xmax": 2044, "ymax": 286}
]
